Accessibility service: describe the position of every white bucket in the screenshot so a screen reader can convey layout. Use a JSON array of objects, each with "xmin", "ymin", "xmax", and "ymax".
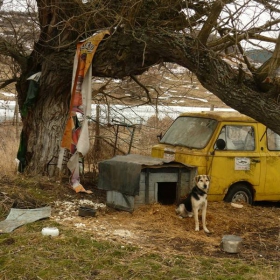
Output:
[
  {"xmin": 222, "ymin": 235, "xmax": 242, "ymax": 253},
  {"xmin": 41, "ymin": 227, "xmax": 59, "ymax": 237}
]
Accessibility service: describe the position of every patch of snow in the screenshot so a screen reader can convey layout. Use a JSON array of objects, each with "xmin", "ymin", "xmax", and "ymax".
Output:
[
  {"xmin": 0, "ymin": 92, "xmax": 15, "ymax": 97},
  {"xmin": 89, "ymin": 103, "xmax": 234, "ymax": 125},
  {"xmin": 164, "ymin": 76, "xmax": 176, "ymax": 81},
  {"xmin": 94, "ymin": 79, "xmax": 105, "ymax": 83},
  {"xmin": 187, "ymin": 97, "xmax": 208, "ymax": 103},
  {"xmin": 170, "ymin": 67, "xmax": 187, "ymax": 74}
]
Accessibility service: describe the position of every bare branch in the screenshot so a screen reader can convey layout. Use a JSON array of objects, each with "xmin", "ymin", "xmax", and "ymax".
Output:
[
  {"xmin": 0, "ymin": 78, "xmax": 17, "ymax": 89},
  {"xmin": 208, "ymin": 18, "xmax": 280, "ymax": 51},
  {"xmin": 130, "ymin": 75, "xmax": 151, "ymax": 103},
  {"xmin": 255, "ymin": 0, "xmax": 280, "ymax": 13},
  {"xmin": 197, "ymin": 0, "xmax": 228, "ymax": 46},
  {"xmin": 0, "ymin": 39, "xmax": 27, "ymax": 71}
]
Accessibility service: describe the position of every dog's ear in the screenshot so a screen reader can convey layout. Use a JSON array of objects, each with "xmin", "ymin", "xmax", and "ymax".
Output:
[
  {"xmin": 195, "ymin": 175, "xmax": 201, "ymax": 183},
  {"xmin": 206, "ymin": 175, "xmax": 211, "ymax": 181}
]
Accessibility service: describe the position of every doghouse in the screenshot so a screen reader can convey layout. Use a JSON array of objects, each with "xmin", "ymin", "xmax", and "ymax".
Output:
[{"xmin": 98, "ymin": 154, "xmax": 197, "ymax": 212}]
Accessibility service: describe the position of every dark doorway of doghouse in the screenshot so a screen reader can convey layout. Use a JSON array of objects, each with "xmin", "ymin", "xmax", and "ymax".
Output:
[{"xmin": 157, "ymin": 182, "xmax": 177, "ymax": 205}]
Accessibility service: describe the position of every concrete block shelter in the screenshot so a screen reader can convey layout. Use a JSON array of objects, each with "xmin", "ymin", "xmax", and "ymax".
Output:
[{"xmin": 98, "ymin": 154, "xmax": 197, "ymax": 212}]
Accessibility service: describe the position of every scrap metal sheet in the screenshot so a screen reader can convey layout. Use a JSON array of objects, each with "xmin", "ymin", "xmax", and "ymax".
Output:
[{"xmin": 0, "ymin": 206, "xmax": 51, "ymax": 233}]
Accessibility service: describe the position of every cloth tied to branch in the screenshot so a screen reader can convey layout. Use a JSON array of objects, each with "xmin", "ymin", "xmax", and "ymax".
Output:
[{"xmin": 60, "ymin": 30, "xmax": 110, "ymax": 193}]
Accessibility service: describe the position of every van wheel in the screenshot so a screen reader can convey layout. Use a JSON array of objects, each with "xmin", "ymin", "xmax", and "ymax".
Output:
[{"xmin": 224, "ymin": 184, "xmax": 253, "ymax": 205}]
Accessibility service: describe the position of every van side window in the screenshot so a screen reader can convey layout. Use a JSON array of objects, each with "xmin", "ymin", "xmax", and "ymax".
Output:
[
  {"xmin": 215, "ymin": 125, "xmax": 255, "ymax": 151},
  {"xmin": 267, "ymin": 128, "xmax": 280, "ymax": 151}
]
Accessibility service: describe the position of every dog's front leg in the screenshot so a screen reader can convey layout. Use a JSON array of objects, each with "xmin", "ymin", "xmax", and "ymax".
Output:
[
  {"xmin": 193, "ymin": 206, "xmax": 200, "ymax": 231},
  {"xmin": 202, "ymin": 203, "xmax": 210, "ymax": 233}
]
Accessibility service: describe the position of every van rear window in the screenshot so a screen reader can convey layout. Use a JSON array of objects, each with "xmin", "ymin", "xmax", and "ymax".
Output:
[{"xmin": 160, "ymin": 116, "xmax": 217, "ymax": 148}]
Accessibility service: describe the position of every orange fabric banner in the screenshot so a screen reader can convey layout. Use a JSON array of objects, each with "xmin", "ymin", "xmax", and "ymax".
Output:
[
  {"xmin": 61, "ymin": 30, "xmax": 110, "ymax": 193},
  {"xmin": 61, "ymin": 30, "xmax": 110, "ymax": 151}
]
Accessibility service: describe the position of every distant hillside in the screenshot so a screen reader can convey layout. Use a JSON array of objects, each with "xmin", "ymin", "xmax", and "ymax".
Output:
[{"xmin": 246, "ymin": 49, "xmax": 272, "ymax": 63}]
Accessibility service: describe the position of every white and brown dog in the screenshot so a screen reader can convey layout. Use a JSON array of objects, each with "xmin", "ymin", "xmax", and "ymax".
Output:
[{"xmin": 175, "ymin": 175, "xmax": 210, "ymax": 233}]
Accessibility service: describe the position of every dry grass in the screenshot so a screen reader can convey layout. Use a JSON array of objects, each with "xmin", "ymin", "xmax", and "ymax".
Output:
[
  {"xmin": 0, "ymin": 181, "xmax": 280, "ymax": 279},
  {"xmin": 59, "ymin": 200, "xmax": 280, "ymax": 263}
]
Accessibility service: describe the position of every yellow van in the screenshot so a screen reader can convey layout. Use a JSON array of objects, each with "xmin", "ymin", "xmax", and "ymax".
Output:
[{"xmin": 151, "ymin": 111, "xmax": 280, "ymax": 204}]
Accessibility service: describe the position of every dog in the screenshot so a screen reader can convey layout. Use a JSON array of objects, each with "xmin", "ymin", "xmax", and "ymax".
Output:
[{"xmin": 175, "ymin": 175, "xmax": 210, "ymax": 233}]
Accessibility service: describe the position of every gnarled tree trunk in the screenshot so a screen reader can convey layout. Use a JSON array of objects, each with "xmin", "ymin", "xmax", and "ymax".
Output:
[{"xmin": 18, "ymin": 52, "xmax": 73, "ymax": 175}]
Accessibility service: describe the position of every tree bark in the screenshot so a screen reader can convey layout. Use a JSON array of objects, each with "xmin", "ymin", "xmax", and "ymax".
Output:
[{"xmin": 20, "ymin": 51, "xmax": 73, "ymax": 175}]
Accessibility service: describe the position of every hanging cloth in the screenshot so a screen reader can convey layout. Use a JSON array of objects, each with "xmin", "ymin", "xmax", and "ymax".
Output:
[{"xmin": 60, "ymin": 30, "xmax": 110, "ymax": 193}]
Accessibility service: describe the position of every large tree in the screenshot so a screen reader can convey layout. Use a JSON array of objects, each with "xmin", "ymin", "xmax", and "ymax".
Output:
[{"xmin": 0, "ymin": 0, "xmax": 280, "ymax": 175}]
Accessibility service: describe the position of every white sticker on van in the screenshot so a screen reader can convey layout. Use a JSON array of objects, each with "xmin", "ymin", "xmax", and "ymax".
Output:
[{"xmin": 235, "ymin": 157, "xmax": 250, "ymax": 170}]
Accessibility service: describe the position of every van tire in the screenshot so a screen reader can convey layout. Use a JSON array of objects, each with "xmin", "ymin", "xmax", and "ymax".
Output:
[{"xmin": 224, "ymin": 184, "xmax": 253, "ymax": 205}]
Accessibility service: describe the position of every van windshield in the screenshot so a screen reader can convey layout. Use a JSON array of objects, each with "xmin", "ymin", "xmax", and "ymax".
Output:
[{"xmin": 160, "ymin": 116, "xmax": 217, "ymax": 148}]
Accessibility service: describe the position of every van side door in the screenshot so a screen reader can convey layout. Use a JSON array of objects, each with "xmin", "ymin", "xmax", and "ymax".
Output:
[
  {"xmin": 208, "ymin": 124, "xmax": 262, "ymax": 200},
  {"xmin": 261, "ymin": 128, "xmax": 280, "ymax": 200}
]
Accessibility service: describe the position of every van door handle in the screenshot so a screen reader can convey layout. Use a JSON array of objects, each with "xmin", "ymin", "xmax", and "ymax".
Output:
[{"xmin": 251, "ymin": 158, "xmax": 260, "ymax": 163}]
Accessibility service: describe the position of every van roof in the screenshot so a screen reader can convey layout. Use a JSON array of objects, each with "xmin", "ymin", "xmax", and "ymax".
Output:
[{"xmin": 179, "ymin": 110, "xmax": 257, "ymax": 122}]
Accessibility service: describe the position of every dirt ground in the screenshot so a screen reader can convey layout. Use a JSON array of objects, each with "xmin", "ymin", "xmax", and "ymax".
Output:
[
  {"xmin": 1, "ymin": 179, "xmax": 280, "ymax": 262},
  {"xmin": 56, "ymin": 191, "xmax": 280, "ymax": 262}
]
